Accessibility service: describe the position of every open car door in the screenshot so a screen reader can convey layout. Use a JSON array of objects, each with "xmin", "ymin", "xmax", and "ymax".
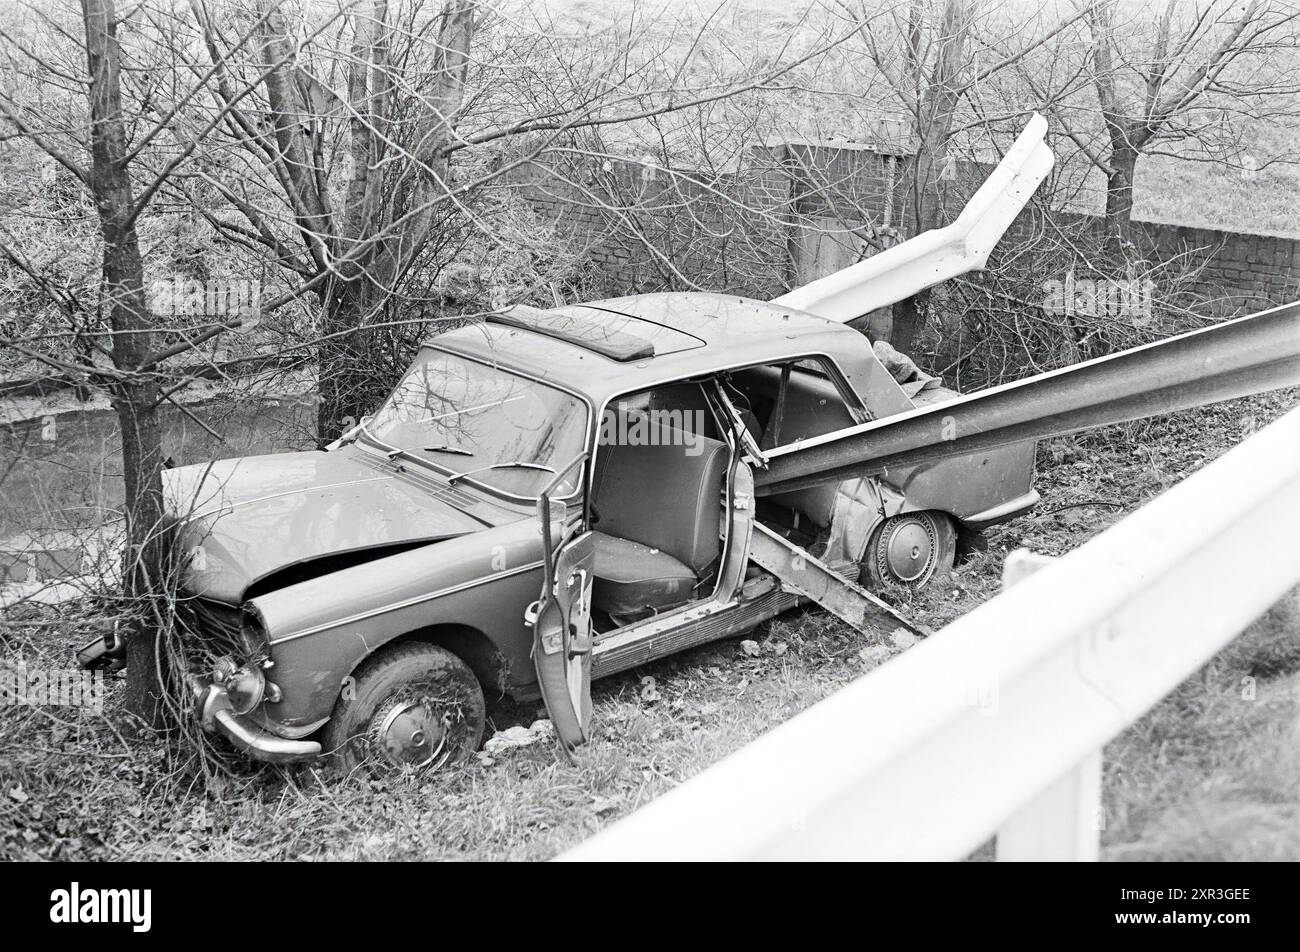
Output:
[{"xmin": 527, "ymin": 454, "xmax": 596, "ymax": 751}]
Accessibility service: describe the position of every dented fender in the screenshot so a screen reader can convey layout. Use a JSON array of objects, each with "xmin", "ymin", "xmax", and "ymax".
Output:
[{"xmin": 246, "ymin": 518, "xmax": 553, "ymax": 730}]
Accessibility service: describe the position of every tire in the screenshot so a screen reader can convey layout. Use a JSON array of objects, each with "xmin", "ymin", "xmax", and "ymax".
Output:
[
  {"xmin": 863, "ymin": 511, "xmax": 957, "ymax": 589},
  {"xmin": 321, "ymin": 642, "xmax": 486, "ymax": 776}
]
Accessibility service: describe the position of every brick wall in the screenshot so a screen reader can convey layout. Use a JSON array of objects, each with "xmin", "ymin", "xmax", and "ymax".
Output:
[
  {"xmin": 511, "ymin": 144, "xmax": 1300, "ymax": 319},
  {"xmin": 1133, "ymin": 221, "xmax": 1300, "ymax": 314}
]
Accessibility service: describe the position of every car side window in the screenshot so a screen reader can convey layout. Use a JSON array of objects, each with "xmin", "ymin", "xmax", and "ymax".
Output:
[
  {"xmin": 727, "ymin": 358, "xmax": 862, "ymax": 449},
  {"xmin": 604, "ymin": 382, "xmax": 723, "ymax": 444}
]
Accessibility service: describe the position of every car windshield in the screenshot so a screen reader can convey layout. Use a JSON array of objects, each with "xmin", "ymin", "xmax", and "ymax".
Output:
[{"xmin": 364, "ymin": 349, "xmax": 588, "ymax": 497}]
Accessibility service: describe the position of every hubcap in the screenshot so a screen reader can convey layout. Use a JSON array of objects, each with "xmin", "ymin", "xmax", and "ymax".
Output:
[
  {"xmin": 882, "ymin": 518, "xmax": 936, "ymax": 583},
  {"xmin": 371, "ymin": 698, "xmax": 449, "ymax": 769}
]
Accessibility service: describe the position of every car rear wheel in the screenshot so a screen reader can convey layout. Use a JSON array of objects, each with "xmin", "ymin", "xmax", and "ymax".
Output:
[
  {"xmin": 863, "ymin": 511, "xmax": 956, "ymax": 589},
  {"xmin": 322, "ymin": 642, "xmax": 486, "ymax": 776}
]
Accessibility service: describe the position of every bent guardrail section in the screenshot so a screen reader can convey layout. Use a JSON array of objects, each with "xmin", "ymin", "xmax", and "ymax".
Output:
[{"xmin": 772, "ymin": 114, "xmax": 1053, "ymax": 325}]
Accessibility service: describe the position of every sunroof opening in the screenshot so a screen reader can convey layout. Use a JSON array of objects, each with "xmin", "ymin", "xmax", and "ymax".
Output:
[{"xmin": 485, "ymin": 304, "xmax": 705, "ymax": 362}]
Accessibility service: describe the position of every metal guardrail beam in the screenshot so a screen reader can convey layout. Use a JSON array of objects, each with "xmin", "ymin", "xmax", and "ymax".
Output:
[
  {"xmin": 773, "ymin": 114, "xmax": 1053, "ymax": 325},
  {"xmin": 560, "ymin": 403, "xmax": 1300, "ymax": 860},
  {"xmin": 755, "ymin": 300, "xmax": 1300, "ymax": 496},
  {"xmin": 747, "ymin": 522, "xmax": 924, "ymax": 637}
]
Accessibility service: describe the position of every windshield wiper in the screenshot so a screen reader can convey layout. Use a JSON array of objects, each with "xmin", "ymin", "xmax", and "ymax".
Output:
[
  {"xmin": 446, "ymin": 460, "xmax": 557, "ymax": 486},
  {"xmin": 382, "ymin": 446, "xmax": 424, "ymax": 467},
  {"xmin": 387, "ymin": 443, "xmax": 473, "ymax": 459},
  {"xmin": 348, "ymin": 422, "xmax": 470, "ymax": 467},
  {"xmin": 348, "ymin": 427, "xmax": 436, "ymax": 469}
]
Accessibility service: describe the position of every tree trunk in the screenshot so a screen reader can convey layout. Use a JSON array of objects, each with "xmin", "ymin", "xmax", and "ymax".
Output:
[
  {"xmin": 316, "ymin": 289, "xmax": 380, "ymax": 442},
  {"xmin": 892, "ymin": 0, "xmax": 969, "ymax": 355},
  {"xmin": 1103, "ymin": 146, "xmax": 1138, "ymax": 258},
  {"xmin": 891, "ymin": 289, "xmax": 929, "ymax": 356},
  {"xmin": 117, "ymin": 383, "xmax": 168, "ymax": 725},
  {"xmin": 83, "ymin": 0, "xmax": 171, "ymax": 727}
]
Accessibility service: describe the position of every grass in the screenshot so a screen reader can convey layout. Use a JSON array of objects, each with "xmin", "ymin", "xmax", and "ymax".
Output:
[{"xmin": 2, "ymin": 387, "xmax": 1299, "ymax": 861}]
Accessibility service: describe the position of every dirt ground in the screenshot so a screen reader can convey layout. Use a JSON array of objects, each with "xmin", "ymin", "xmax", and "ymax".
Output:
[{"xmin": 1, "ymin": 389, "xmax": 1298, "ymax": 861}]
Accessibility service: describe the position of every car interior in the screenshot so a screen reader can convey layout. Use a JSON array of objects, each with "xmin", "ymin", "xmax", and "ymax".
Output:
[
  {"xmin": 726, "ymin": 360, "xmax": 865, "ymax": 546},
  {"xmin": 584, "ymin": 361, "xmax": 865, "ymax": 633},
  {"xmin": 587, "ymin": 390, "xmax": 729, "ymax": 630}
]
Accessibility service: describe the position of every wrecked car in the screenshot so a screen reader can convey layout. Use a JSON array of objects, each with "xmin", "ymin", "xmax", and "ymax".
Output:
[
  {"xmin": 76, "ymin": 114, "xmax": 1300, "ymax": 772},
  {"xmin": 151, "ymin": 292, "xmax": 1038, "ymax": 770}
]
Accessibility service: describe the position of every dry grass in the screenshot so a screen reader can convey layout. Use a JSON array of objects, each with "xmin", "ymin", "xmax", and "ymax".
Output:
[{"xmin": 1103, "ymin": 598, "xmax": 1300, "ymax": 861}]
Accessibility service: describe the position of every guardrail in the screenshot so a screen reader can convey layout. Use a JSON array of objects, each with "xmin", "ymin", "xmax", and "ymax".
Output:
[{"xmin": 560, "ymin": 404, "xmax": 1300, "ymax": 860}]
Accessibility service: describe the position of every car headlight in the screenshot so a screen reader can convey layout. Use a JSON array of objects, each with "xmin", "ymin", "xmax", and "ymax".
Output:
[
  {"xmin": 209, "ymin": 606, "xmax": 275, "ymax": 714},
  {"xmin": 220, "ymin": 662, "xmax": 266, "ymax": 716}
]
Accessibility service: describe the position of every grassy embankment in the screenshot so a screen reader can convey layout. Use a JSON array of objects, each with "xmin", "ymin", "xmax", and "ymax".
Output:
[{"xmin": 2, "ymin": 389, "xmax": 1297, "ymax": 860}]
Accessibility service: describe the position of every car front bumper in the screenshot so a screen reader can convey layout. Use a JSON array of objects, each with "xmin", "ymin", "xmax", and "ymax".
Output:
[{"xmin": 189, "ymin": 676, "xmax": 322, "ymax": 764}]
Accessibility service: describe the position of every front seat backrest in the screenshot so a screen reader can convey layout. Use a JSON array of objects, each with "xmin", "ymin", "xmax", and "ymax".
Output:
[{"xmin": 592, "ymin": 419, "xmax": 729, "ymax": 573}]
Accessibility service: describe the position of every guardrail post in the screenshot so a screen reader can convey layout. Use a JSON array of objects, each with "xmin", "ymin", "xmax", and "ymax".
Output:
[
  {"xmin": 996, "ymin": 751, "xmax": 1102, "ymax": 861},
  {"xmin": 993, "ymin": 548, "xmax": 1102, "ymax": 861}
]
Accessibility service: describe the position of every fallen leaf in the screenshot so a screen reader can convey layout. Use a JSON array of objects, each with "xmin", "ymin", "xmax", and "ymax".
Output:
[
  {"xmin": 484, "ymin": 720, "xmax": 553, "ymax": 754},
  {"xmin": 590, "ymin": 795, "xmax": 619, "ymax": 815},
  {"xmin": 891, "ymin": 628, "xmax": 919, "ymax": 649},
  {"xmin": 859, "ymin": 645, "xmax": 891, "ymax": 665},
  {"xmin": 8, "ymin": 787, "xmax": 28, "ymax": 804},
  {"xmin": 740, "ymin": 640, "xmax": 760, "ymax": 657}
]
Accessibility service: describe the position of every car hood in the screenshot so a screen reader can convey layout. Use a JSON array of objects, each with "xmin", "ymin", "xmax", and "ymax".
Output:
[{"xmin": 165, "ymin": 447, "xmax": 502, "ymax": 603}]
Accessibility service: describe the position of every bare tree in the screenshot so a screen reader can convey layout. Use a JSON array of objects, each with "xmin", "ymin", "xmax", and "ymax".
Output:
[
  {"xmin": 0, "ymin": 0, "xmax": 205, "ymax": 724},
  {"xmin": 176, "ymin": 0, "xmax": 851, "ymax": 440},
  {"xmin": 838, "ymin": 0, "xmax": 1088, "ymax": 352},
  {"xmin": 884, "ymin": 0, "xmax": 972, "ymax": 352},
  {"xmin": 1077, "ymin": 0, "xmax": 1300, "ymax": 253}
]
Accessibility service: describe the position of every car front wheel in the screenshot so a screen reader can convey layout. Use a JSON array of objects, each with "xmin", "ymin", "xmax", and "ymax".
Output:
[{"xmin": 322, "ymin": 642, "xmax": 486, "ymax": 775}]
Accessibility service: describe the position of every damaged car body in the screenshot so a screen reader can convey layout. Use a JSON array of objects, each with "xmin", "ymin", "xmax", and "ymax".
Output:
[
  {"xmin": 77, "ymin": 114, "xmax": 1300, "ymax": 771},
  {"xmin": 163, "ymin": 291, "xmax": 1037, "ymax": 768}
]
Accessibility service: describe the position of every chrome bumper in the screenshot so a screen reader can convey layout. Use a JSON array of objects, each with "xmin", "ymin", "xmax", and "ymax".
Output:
[{"xmin": 189, "ymin": 677, "xmax": 322, "ymax": 764}]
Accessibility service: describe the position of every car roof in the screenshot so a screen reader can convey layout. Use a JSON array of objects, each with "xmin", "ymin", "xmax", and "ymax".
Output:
[{"xmin": 428, "ymin": 292, "xmax": 862, "ymax": 407}]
